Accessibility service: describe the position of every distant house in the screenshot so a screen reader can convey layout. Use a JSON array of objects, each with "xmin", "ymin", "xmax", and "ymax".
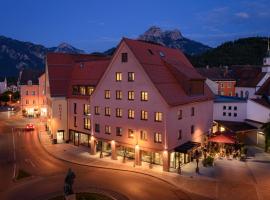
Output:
[
  {"xmin": 19, "ymin": 69, "xmax": 46, "ymax": 117},
  {"xmin": 0, "ymin": 77, "xmax": 7, "ymax": 94},
  {"xmin": 197, "ymin": 66, "xmax": 236, "ymax": 96}
]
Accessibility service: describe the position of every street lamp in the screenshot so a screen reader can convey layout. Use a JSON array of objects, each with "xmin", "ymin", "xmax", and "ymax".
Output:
[{"xmin": 8, "ymin": 94, "xmax": 12, "ymax": 103}]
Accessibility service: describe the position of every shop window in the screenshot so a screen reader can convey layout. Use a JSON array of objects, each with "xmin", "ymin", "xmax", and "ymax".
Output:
[
  {"xmin": 128, "ymin": 91, "xmax": 134, "ymax": 100},
  {"xmin": 154, "ymin": 132, "xmax": 162, "ymax": 143},
  {"xmin": 116, "ymin": 127, "xmax": 122, "ymax": 136},
  {"xmin": 154, "ymin": 112, "xmax": 162, "ymax": 122},
  {"xmin": 128, "ymin": 109, "xmax": 135, "ymax": 119},
  {"xmin": 141, "ymin": 110, "xmax": 148, "ymax": 120}
]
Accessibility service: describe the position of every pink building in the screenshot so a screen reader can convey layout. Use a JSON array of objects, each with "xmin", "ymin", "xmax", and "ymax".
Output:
[
  {"xmin": 20, "ymin": 69, "xmax": 47, "ymax": 117},
  {"xmin": 45, "ymin": 39, "xmax": 213, "ymax": 171}
]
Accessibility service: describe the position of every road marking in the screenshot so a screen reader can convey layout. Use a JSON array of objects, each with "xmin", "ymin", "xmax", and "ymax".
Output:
[{"xmin": 12, "ymin": 128, "xmax": 16, "ymax": 179}]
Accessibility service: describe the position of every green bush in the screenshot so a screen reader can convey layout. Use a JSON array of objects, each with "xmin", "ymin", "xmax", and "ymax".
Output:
[{"xmin": 202, "ymin": 156, "xmax": 214, "ymax": 167}]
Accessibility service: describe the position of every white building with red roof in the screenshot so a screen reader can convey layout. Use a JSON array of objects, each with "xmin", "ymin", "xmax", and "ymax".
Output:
[{"xmin": 45, "ymin": 38, "xmax": 214, "ymax": 171}]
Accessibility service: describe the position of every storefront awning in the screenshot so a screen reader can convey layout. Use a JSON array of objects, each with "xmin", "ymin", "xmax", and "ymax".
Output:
[
  {"xmin": 208, "ymin": 134, "xmax": 235, "ymax": 144},
  {"xmin": 174, "ymin": 141, "xmax": 201, "ymax": 154}
]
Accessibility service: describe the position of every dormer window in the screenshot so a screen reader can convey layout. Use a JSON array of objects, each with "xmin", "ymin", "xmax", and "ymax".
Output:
[
  {"xmin": 121, "ymin": 53, "xmax": 128, "ymax": 62},
  {"xmin": 27, "ymin": 80, "xmax": 32, "ymax": 85}
]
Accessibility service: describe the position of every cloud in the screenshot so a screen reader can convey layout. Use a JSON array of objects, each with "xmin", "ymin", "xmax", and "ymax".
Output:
[{"xmin": 235, "ymin": 12, "xmax": 249, "ymax": 19}]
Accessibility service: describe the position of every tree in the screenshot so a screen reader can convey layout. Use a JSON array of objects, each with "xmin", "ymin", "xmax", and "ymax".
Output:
[
  {"xmin": 0, "ymin": 91, "xmax": 12, "ymax": 102},
  {"xmin": 262, "ymin": 122, "xmax": 270, "ymax": 152}
]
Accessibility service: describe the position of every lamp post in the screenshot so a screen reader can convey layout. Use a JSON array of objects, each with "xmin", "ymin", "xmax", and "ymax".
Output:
[{"xmin": 8, "ymin": 94, "xmax": 12, "ymax": 103}]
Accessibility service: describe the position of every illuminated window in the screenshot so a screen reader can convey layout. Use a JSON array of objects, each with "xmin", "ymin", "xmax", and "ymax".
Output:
[
  {"xmin": 105, "ymin": 107, "xmax": 111, "ymax": 116},
  {"xmin": 87, "ymin": 86, "xmax": 94, "ymax": 95},
  {"xmin": 105, "ymin": 125, "xmax": 111, "ymax": 134},
  {"xmin": 116, "ymin": 108, "xmax": 123, "ymax": 118},
  {"xmin": 128, "ymin": 72, "xmax": 135, "ymax": 82},
  {"xmin": 128, "ymin": 129, "xmax": 134, "ymax": 138},
  {"xmin": 121, "ymin": 53, "xmax": 128, "ymax": 62},
  {"xmin": 80, "ymin": 86, "xmax": 86, "ymax": 95},
  {"xmin": 84, "ymin": 118, "xmax": 91, "ymax": 130},
  {"xmin": 94, "ymin": 106, "xmax": 100, "ymax": 115},
  {"xmin": 177, "ymin": 109, "xmax": 182, "ymax": 120},
  {"xmin": 191, "ymin": 107, "xmax": 195, "ymax": 116},
  {"xmin": 83, "ymin": 104, "xmax": 90, "ymax": 115},
  {"xmin": 95, "ymin": 123, "xmax": 100, "ymax": 133},
  {"xmin": 141, "ymin": 91, "xmax": 148, "ymax": 101},
  {"xmin": 116, "ymin": 72, "xmax": 122, "ymax": 82},
  {"xmin": 116, "ymin": 127, "xmax": 122, "ymax": 136},
  {"xmin": 178, "ymin": 130, "xmax": 182, "ymax": 140},
  {"xmin": 154, "ymin": 132, "xmax": 162, "ymax": 143},
  {"xmin": 128, "ymin": 109, "xmax": 135, "ymax": 119},
  {"xmin": 155, "ymin": 112, "xmax": 162, "ymax": 122},
  {"xmin": 74, "ymin": 116, "xmax": 77, "ymax": 127},
  {"xmin": 116, "ymin": 90, "xmax": 122, "ymax": 100},
  {"xmin": 140, "ymin": 130, "xmax": 147, "ymax": 141},
  {"xmin": 128, "ymin": 91, "xmax": 134, "ymax": 100},
  {"xmin": 105, "ymin": 90, "xmax": 111, "ymax": 99},
  {"xmin": 191, "ymin": 125, "xmax": 194, "ymax": 134},
  {"xmin": 141, "ymin": 110, "xmax": 148, "ymax": 120}
]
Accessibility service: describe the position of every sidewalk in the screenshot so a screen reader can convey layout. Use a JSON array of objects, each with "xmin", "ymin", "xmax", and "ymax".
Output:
[
  {"xmin": 38, "ymin": 130, "xmax": 218, "ymax": 199},
  {"xmin": 38, "ymin": 129, "xmax": 270, "ymax": 200}
]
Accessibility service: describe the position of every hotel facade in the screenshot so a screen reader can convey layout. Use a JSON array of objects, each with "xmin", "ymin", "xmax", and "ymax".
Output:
[{"xmin": 45, "ymin": 38, "xmax": 214, "ymax": 171}]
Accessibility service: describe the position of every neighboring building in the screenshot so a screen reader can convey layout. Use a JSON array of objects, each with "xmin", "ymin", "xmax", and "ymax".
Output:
[
  {"xmin": 45, "ymin": 39, "xmax": 214, "ymax": 172},
  {"xmin": 19, "ymin": 69, "xmax": 46, "ymax": 117},
  {"xmin": 197, "ymin": 67, "xmax": 236, "ymax": 96},
  {"xmin": 0, "ymin": 77, "xmax": 7, "ymax": 94}
]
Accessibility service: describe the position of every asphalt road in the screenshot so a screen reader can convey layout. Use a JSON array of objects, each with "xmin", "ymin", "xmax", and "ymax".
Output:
[{"xmin": 0, "ymin": 112, "xmax": 201, "ymax": 200}]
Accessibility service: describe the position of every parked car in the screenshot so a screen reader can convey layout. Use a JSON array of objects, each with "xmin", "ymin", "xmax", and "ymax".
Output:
[{"xmin": 25, "ymin": 123, "xmax": 35, "ymax": 131}]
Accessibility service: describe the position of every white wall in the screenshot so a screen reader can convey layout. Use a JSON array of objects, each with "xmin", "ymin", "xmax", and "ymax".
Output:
[
  {"xmin": 235, "ymin": 87, "xmax": 257, "ymax": 99},
  {"xmin": 214, "ymin": 102, "xmax": 247, "ymax": 122},
  {"xmin": 247, "ymin": 100, "xmax": 270, "ymax": 123}
]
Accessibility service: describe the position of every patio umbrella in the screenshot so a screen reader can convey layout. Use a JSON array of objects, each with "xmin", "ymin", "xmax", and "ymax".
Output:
[{"xmin": 208, "ymin": 134, "xmax": 235, "ymax": 144}]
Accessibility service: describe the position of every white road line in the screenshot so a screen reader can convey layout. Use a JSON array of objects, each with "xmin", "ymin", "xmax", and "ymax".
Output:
[{"xmin": 12, "ymin": 128, "xmax": 16, "ymax": 179}]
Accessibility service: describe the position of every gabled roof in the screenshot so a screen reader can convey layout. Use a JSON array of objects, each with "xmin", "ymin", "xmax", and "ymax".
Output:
[
  {"xmin": 231, "ymin": 65, "xmax": 265, "ymax": 87},
  {"xmin": 46, "ymin": 53, "xmax": 109, "ymax": 97},
  {"xmin": 123, "ymin": 38, "xmax": 213, "ymax": 106},
  {"xmin": 68, "ymin": 59, "xmax": 111, "ymax": 98},
  {"xmin": 196, "ymin": 67, "xmax": 235, "ymax": 81},
  {"xmin": 19, "ymin": 68, "xmax": 44, "ymax": 85},
  {"xmin": 255, "ymin": 77, "xmax": 270, "ymax": 95}
]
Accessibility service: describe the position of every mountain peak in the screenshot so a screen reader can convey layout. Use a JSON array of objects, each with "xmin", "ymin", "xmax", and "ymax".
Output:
[
  {"xmin": 138, "ymin": 26, "xmax": 210, "ymax": 55},
  {"xmin": 51, "ymin": 42, "xmax": 85, "ymax": 54}
]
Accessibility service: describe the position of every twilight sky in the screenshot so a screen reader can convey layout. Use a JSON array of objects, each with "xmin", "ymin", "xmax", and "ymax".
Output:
[{"xmin": 0, "ymin": 0, "xmax": 270, "ymax": 52}]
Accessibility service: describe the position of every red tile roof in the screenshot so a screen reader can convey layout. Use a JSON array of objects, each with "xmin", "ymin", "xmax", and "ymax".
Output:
[
  {"xmin": 46, "ymin": 53, "xmax": 110, "ymax": 97},
  {"xmin": 123, "ymin": 38, "xmax": 213, "ymax": 106},
  {"xmin": 68, "ymin": 59, "xmax": 111, "ymax": 98}
]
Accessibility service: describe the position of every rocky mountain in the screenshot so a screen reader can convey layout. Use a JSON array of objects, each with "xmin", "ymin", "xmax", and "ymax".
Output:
[
  {"xmin": 138, "ymin": 26, "xmax": 212, "ymax": 55},
  {"xmin": 189, "ymin": 37, "xmax": 269, "ymax": 68},
  {"xmin": 0, "ymin": 36, "xmax": 84, "ymax": 77}
]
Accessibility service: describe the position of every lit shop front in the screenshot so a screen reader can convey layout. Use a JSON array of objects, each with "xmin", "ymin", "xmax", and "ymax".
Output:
[{"xmin": 69, "ymin": 130, "xmax": 91, "ymax": 147}]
